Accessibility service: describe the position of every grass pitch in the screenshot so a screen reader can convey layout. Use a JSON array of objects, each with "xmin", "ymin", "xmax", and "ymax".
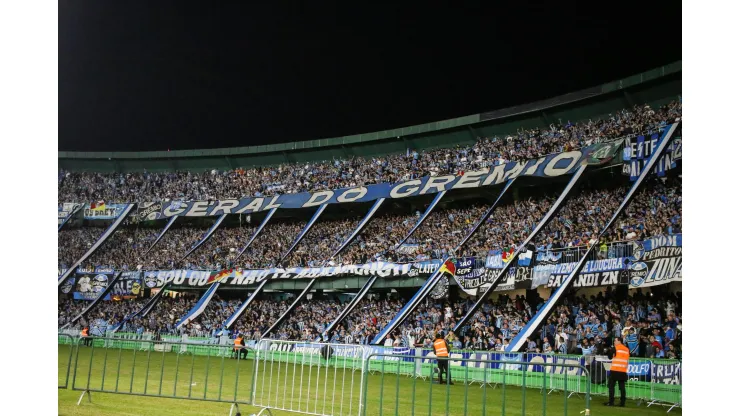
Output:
[{"xmin": 59, "ymin": 345, "xmax": 679, "ymax": 416}]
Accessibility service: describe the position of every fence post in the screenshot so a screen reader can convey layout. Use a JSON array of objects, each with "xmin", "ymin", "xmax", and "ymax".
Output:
[{"xmin": 58, "ymin": 334, "xmax": 77, "ymax": 389}]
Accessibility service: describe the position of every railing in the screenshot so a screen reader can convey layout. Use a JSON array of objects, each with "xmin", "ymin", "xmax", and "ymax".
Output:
[
  {"xmin": 252, "ymin": 339, "xmax": 368, "ymax": 416},
  {"xmin": 69, "ymin": 336, "xmax": 254, "ymax": 414},
  {"xmin": 58, "ymin": 335, "xmax": 681, "ymax": 414},
  {"xmin": 58, "ymin": 333, "xmax": 77, "ymax": 389},
  {"xmin": 362, "ymin": 353, "xmax": 591, "ymax": 416},
  {"xmin": 535, "ymin": 241, "xmax": 634, "ymax": 265}
]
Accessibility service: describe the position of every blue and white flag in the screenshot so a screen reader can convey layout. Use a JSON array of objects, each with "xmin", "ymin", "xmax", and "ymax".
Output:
[{"xmin": 518, "ymin": 250, "xmax": 533, "ymax": 267}]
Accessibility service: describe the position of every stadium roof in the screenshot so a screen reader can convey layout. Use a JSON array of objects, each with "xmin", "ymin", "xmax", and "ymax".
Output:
[{"xmin": 59, "ymin": 61, "xmax": 680, "ymax": 171}]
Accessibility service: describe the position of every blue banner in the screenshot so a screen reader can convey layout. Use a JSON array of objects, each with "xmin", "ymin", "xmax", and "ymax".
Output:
[
  {"xmin": 623, "ymin": 133, "xmax": 681, "ymax": 181},
  {"xmin": 118, "ymin": 142, "xmax": 621, "ymax": 218}
]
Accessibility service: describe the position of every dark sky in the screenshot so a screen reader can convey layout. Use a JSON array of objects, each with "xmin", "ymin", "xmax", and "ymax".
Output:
[{"xmin": 59, "ymin": 2, "xmax": 681, "ymax": 152}]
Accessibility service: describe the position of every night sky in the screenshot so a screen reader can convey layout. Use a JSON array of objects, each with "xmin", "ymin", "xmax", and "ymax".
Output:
[{"xmin": 59, "ymin": 2, "xmax": 681, "ymax": 152}]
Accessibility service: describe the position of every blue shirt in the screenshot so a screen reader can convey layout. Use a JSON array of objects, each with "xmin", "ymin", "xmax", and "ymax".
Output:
[{"xmin": 625, "ymin": 334, "xmax": 638, "ymax": 353}]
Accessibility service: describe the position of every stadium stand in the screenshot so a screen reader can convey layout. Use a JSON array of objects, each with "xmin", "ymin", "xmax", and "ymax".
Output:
[{"xmin": 58, "ymin": 93, "xmax": 682, "ymax": 363}]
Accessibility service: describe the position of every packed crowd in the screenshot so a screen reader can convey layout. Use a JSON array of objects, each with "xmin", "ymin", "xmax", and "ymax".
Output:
[
  {"xmin": 230, "ymin": 299, "xmax": 289, "ymax": 340},
  {"xmin": 59, "ymin": 175, "xmax": 681, "ymax": 271},
  {"xmin": 282, "ymin": 215, "xmax": 363, "ymax": 268},
  {"xmin": 58, "ymin": 102, "xmax": 682, "ymax": 204},
  {"xmin": 80, "ymin": 226, "xmax": 160, "ymax": 270},
  {"xmin": 273, "ymin": 298, "xmax": 349, "ymax": 341},
  {"xmin": 177, "ymin": 296, "xmax": 242, "ymax": 337},
  {"xmin": 337, "ymin": 212, "xmax": 421, "ymax": 264},
  {"xmin": 238, "ymin": 221, "xmax": 306, "ymax": 269},
  {"xmin": 330, "ymin": 297, "xmax": 407, "ymax": 344},
  {"xmin": 58, "ymin": 227, "xmax": 105, "ymax": 269},
  {"xmin": 363, "ymin": 289, "xmax": 682, "ymax": 359},
  {"xmin": 59, "ymin": 285, "xmax": 682, "ymax": 360},
  {"xmin": 143, "ymin": 225, "xmax": 213, "ymax": 270},
  {"xmin": 59, "ymin": 294, "xmax": 200, "ymax": 336},
  {"xmin": 532, "ymin": 289, "xmax": 682, "ymax": 359},
  {"xmin": 184, "ymin": 225, "xmax": 256, "ymax": 270}
]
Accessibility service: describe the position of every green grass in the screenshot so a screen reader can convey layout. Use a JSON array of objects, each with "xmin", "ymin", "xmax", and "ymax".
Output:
[{"xmin": 59, "ymin": 344, "xmax": 680, "ymax": 416}]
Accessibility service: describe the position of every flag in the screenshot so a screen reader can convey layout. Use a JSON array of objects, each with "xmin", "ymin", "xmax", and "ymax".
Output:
[
  {"xmin": 518, "ymin": 249, "xmax": 533, "ymax": 267},
  {"xmin": 502, "ymin": 247, "xmax": 516, "ymax": 263},
  {"xmin": 439, "ymin": 259, "xmax": 456, "ymax": 276},
  {"xmin": 206, "ymin": 269, "xmax": 232, "ymax": 285},
  {"xmin": 90, "ymin": 200, "xmax": 106, "ymax": 210}
]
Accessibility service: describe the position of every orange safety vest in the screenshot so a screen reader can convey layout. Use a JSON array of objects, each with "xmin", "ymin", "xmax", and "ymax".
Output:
[
  {"xmin": 433, "ymin": 339, "xmax": 449, "ymax": 357},
  {"xmin": 234, "ymin": 337, "xmax": 243, "ymax": 347},
  {"xmin": 611, "ymin": 344, "xmax": 630, "ymax": 373},
  {"xmin": 81, "ymin": 328, "xmax": 89, "ymax": 337}
]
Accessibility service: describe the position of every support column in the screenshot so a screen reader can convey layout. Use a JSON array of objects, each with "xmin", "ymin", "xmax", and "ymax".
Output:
[
  {"xmin": 145, "ymin": 215, "xmax": 178, "ymax": 254},
  {"xmin": 175, "ymin": 282, "xmax": 222, "ymax": 329},
  {"xmin": 261, "ymin": 279, "xmax": 318, "ymax": 338},
  {"xmin": 395, "ymin": 190, "xmax": 446, "ymax": 248},
  {"xmin": 221, "ymin": 279, "xmax": 269, "ymax": 332},
  {"xmin": 279, "ymin": 204, "xmax": 327, "ymax": 265},
  {"xmin": 181, "ymin": 214, "xmax": 228, "ymax": 259},
  {"xmin": 370, "ymin": 259, "xmax": 454, "ymax": 345},
  {"xmin": 321, "ymin": 275, "xmax": 379, "ymax": 339},
  {"xmin": 235, "ymin": 207, "xmax": 277, "ymax": 261},
  {"xmin": 454, "ymin": 178, "xmax": 516, "ymax": 252}
]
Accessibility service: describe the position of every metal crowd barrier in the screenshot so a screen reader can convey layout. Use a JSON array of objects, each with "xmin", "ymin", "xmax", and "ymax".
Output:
[
  {"xmin": 362, "ymin": 353, "xmax": 591, "ymax": 416},
  {"xmin": 581, "ymin": 355, "xmax": 681, "ymax": 411},
  {"xmin": 58, "ymin": 333, "xmax": 77, "ymax": 389},
  {"xmin": 58, "ymin": 335, "xmax": 681, "ymax": 414},
  {"xmin": 70, "ymin": 336, "xmax": 255, "ymax": 415},
  {"xmin": 537, "ymin": 241, "xmax": 634, "ymax": 264},
  {"xmin": 252, "ymin": 339, "xmax": 369, "ymax": 416}
]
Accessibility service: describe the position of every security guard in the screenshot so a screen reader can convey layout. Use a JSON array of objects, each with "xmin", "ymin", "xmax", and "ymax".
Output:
[
  {"xmin": 433, "ymin": 333, "xmax": 453, "ymax": 385},
  {"xmin": 233, "ymin": 334, "xmax": 248, "ymax": 360},
  {"xmin": 80, "ymin": 326, "xmax": 91, "ymax": 347},
  {"xmin": 605, "ymin": 336, "xmax": 629, "ymax": 407}
]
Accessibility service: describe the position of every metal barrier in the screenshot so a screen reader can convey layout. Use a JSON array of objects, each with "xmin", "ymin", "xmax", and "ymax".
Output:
[
  {"xmin": 362, "ymin": 353, "xmax": 591, "ymax": 416},
  {"xmin": 70, "ymin": 336, "xmax": 255, "ymax": 415},
  {"xmin": 536, "ymin": 241, "xmax": 634, "ymax": 264},
  {"xmin": 252, "ymin": 340, "xmax": 369, "ymax": 416},
  {"xmin": 58, "ymin": 335, "xmax": 681, "ymax": 414},
  {"xmin": 58, "ymin": 333, "xmax": 77, "ymax": 389},
  {"xmin": 581, "ymin": 355, "xmax": 681, "ymax": 411}
]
